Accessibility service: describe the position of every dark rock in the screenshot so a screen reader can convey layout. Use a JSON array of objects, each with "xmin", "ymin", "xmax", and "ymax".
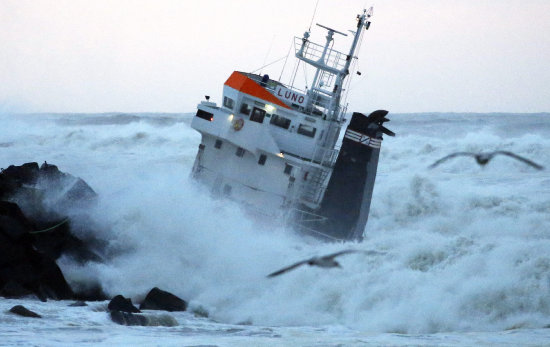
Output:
[
  {"xmin": 192, "ymin": 306, "xmax": 209, "ymax": 318},
  {"xmin": 0, "ymin": 162, "xmax": 107, "ymax": 301},
  {"xmin": 0, "ymin": 163, "xmax": 39, "ymax": 201},
  {"xmin": 68, "ymin": 301, "xmax": 88, "ymax": 307},
  {"xmin": 0, "ymin": 201, "xmax": 74, "ymax": 301},
  {"xmin": 110, "ymin": 311, "xmax": 149, "ymax": 326},
  {"xmin": 0, "ymin": 280, "xmax": 34, "ymax": 298},
  {"xmin": 72, "ymin": 281, "xmax": 109, "ymax": 302},
  {"xmin": 31, "ymin": 218, "xmax": 101, "ymax": 263},
  {"xmin": 109, "ymin": 311, "xmax": 178, "ymax": 327},
  {"xmin": 0, "ymin": 201, "xmax": 34, "ymax": 240},
  {"xmin": 9, "ymin": 305, "xmax": 41, "ymax": 318},
  {"xmin": 64, "ymin": 178, "xmax": 97, "ymax": 203},
  {"xmin": 39, "ymin": 162, "xmax": 64, "ymax": 182},
  {"xmin": 0, "ymin": 176, "xmax": 18, "ymax": 200},
  {"xmin": 108, "ymin": 295, "xmax": 141, "ymax": 313},
  {"xmin": 140, "ymin": 287, "xmax": 187, "ymax": 312},
  {"xmin": 1, "ymin": 162, "xmax": 39, "ymax": 185},
  {"xmin": 3, "ymin": 162, "xmax": 97, "ymax": 220},
  {"xmin": 34, "ymin": 252, "xmax": 74, "ymax": 300},
  {"xmin": 0, "ymin": 229, "xmax": 30, "ymax": 269}
]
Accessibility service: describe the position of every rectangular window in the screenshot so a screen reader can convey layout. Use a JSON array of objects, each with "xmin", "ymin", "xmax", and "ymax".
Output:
[
  {"xmin": 236, "ymin": 147, "xmax": 245, "ymax": 157},
  {"xmin": 250, "ymin": 107, "xmax": 266, "ymax": 123},
  {"xmin": 240, "ymin": 103, "xmax": 251, "ymax": 115},
  {"xmin": 258, "ymin": 154, "xmax": 267, "ymax": 165},
  {"xmin": 196, "ymin": 109, "xmax": 213, "ymax": 121},
  {"xmin": 223, "ymin": 96, "xmax": 235, "ymax": 110},
  {"xmin": 297, "ymin": 124, "xmax": 317, "ymax": 138},
  {"xmin": 214, "ymin": 139, "xmax": 222, "ymax": 149},
  {"xmin": 284, "ymin": 163, "xmax": 293, "ymax": 175},
  {"xmin": 270, "ymin": 114, "xmax": 291, "ymax": 129}
]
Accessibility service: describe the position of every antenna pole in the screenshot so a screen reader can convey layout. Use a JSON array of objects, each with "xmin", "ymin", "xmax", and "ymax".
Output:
[
  {"xmin": 309, "ymin": 0, "xmax": 320, "ymax": 32},
  {"xmin": 325, "ymin": 8, "xmax": 373, "ymax": 120}
]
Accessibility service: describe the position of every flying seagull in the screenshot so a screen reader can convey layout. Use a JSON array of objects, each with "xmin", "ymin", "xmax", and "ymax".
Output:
[
  {"xmin": 267, "ymin": 249, "xmax": 383, "ymax": 278},
  {"xmin": 428, "ymin": 151, "xmax": 544, "ymax": 170}
]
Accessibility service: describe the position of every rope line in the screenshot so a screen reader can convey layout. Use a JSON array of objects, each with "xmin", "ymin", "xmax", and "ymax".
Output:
[
  {"xmin": 30, "ymin": 218, "xmax": 69, "ymax": 234},
  {"xmin": 251, "ymin": 55, "xmax": 289, "ymax": 74}
]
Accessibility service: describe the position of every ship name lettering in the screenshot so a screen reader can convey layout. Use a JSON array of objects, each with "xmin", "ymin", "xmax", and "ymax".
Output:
[{"xmin": 276, "ymin": 86, "xmax": 307, "ymax": 106}]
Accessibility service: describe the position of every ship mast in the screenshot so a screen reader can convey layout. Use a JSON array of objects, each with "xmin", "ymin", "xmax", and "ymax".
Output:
[{"xmin": 295, "ymin": 8, "xmax": 373, "ymax": 148}]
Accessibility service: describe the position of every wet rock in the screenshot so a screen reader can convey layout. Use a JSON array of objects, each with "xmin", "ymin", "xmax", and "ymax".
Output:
[
  {"xmin": 140, "ymin": 287, "xmax": 188, "ymax": 312},
  {"xmin": 0, "ymin": 162, "xmax": 106, "ymax": 301},
  {"xmin": 110, "ymin": 311, "xmax": 178, "ymax": 327},
  {"xmin": 0, "ymin": 163, "xmax": 40, "ymax": 201},
  {"xmin": 72, "ymin": 281, "xmax": 109, "ymax": 302},
  {"xmin": 0, "ymin": 201, "xmax": 74, "ymax": 301},
  {"xmin": 108, "ymin": 295, "xmax": 141, "ymax": 313},
  {"xmin": 9, "ymin": 305, "xmax": 41, "ymax": 318},
  {"xmin": 68, "ymin": 301, "xmax": 88, "ymax": 307},
  {"xmin": 1, "ymin": 162, "xmax": 39, "ymax": 185},
  {"xmin": 64, "ymin": 178, "xmax": 97, "ymax": 203},
  {"xmin": 0, "ymin": 280, "xmax": 34, "ymax": 298},
  {"xmin": 0, "ymin": 201, "xmax": 34, "ymax": 240},
  {"xmin": 2, "ymin": 162, "xmax": 97, "ymax": 221},
  {"xmin": 38, "ymin": 162, "xmax": 64, "ymax": 183},
  {"xmin": 192, "ymin": 305, "xmax": 209, "ymax": 318},
  {"xmin": 31, "ymin": 218, "xmax": 101, "ymax": 263},
  {"xmin": 110, "ymin": 310, "xmax": 149, "ymax": 326}
]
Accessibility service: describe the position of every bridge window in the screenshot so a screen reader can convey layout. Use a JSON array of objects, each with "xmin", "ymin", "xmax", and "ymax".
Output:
[
  {"xmin": 214, "ymin": 139, "xmax": 222, "ymax": 149},
  {"xmin": 196, "ymin": 109, "xmax": 213, "ymax": 121},
  {"xmin": 240, "ymin": 103, "xmax": 251, "ymax": 115},
  {"xmin": 270, "ymin": 114, "xmax": 291, "ymax": 129},
  {"xmin": 297, "ymin": 124, "xmax": 317, "ymax": 138},
  {"xmin": 284, "ymin": 164, "xmax": 293, "ymax": 175},
  {"xmin": 250, "ymin": 107, "xmax": 266, "ymax": 124},
  {"xmin": 236, "ymin": 147, "xmax": 245, "ymax": 157},
  {"xmin": 258, "ymin": 154, "xmax": 267, "ymax": 165},
  {"xmin": 223, "ymin": 96, "xmax": 235, "ymax": 110}
]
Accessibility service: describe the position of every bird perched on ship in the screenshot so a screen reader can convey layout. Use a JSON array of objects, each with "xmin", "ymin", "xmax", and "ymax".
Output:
[
  {"xmin": 428, "ymin": 151, "xmax": 544, "ymax": 170},
  {"xmin": 267, "ymin": 249, "xmax": 384, "ymax": 278}
]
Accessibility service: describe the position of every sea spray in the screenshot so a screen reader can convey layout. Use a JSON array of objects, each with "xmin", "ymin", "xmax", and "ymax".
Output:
[{"xmin": 2, "ymin": 112, "xmax": 550, "ymax": 334}]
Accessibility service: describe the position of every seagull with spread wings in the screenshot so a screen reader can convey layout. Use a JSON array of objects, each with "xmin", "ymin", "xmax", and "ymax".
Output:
[
  {"xmin": 428, "ymin": 151, "xmax": 544, "ymax": 170},
  {"xmin": 267, "ymin": 249, "xmax": 384, "ymax": 278}
]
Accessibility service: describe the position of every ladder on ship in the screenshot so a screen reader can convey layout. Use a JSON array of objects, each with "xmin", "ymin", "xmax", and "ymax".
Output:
[{"xmin": 301, "ymin": 167, "xmax": 330, "ymax": 205}]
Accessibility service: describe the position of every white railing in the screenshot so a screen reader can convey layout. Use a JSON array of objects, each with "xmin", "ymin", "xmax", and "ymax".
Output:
[{"xmin": 294, "ymin": 38, "xmax": 347, "ymax": 71}]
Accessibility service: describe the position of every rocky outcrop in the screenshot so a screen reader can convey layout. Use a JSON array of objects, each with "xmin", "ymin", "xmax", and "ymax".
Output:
[
  {"xmin": 0, "ymin": 162, "xmax": 103, "ymax": 301},
  {"xmin": 68, "ymin": 301, "xmax": 88, "ymax": 307},
  {"xmin": 109, "ymin": 311, "xmax": 178, "ymax": 327},
  {"xmin": 108, "ymin": 295, "xmax": 141, "ymax": 313},
  {"xmin": 139, "ymin": 287, "xmax": 188, "ymax": 312},
  {"xmin": 1, "ymin": 163, "xmax": 192, "ymax": 313},
  {"xmin": 108, "ymin": 293, "xmax": 178, "ymax": 327},
  {"xmin": 0, "ymin": 201, "xmax": 74, "ymax": 300},
  {"xmin": 9, "ymin": 305, "xmax": 42, "ymax": 318}
]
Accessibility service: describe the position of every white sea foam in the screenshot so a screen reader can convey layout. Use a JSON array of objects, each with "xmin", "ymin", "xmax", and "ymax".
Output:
[{"xmin": 1, "ymin": 112, "xmax": 550, "ymax": 343}]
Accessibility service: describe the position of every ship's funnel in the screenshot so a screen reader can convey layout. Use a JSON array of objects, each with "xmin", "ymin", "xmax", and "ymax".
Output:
[{"xmin": 317, "ymin": 110, "xmax": 394, "ymax": 241}]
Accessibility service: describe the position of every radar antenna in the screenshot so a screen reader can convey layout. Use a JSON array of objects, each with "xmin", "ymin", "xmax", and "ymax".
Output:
[{"xmin": 315, "ymin": 23, "xmax": 348, "ymax": 37}]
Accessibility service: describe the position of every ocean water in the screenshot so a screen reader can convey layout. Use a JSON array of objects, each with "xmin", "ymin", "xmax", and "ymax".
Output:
[{"xmin": 1, "ymin": 111, "xmax": 550, "ymax": 346}]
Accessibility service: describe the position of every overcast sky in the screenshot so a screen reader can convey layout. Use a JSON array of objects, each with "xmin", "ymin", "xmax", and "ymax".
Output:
[{"xmin": 1, "ymin": 0, "xmax": 549, "ymax": 113}]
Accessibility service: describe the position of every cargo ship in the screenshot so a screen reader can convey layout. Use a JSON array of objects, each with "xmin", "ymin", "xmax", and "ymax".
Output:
[{"xmin": 190, "ymin": 7, "xmax": 394, "ymax": 241}]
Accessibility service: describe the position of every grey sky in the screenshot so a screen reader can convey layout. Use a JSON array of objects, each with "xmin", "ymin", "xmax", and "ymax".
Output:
[{"xmin": 1, "ymin": 0, "xmax": 549, "ymax": 113}]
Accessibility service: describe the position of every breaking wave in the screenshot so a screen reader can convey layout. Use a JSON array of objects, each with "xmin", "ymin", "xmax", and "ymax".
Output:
[{"xmin": 2, "ymin": 112, "xmax": 550, "ymax": 333}]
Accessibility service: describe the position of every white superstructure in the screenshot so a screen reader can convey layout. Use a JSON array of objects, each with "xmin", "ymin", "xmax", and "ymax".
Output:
[{"xmin": 191, "ymin": 9, "xmax": 375, "ymax": 239}]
